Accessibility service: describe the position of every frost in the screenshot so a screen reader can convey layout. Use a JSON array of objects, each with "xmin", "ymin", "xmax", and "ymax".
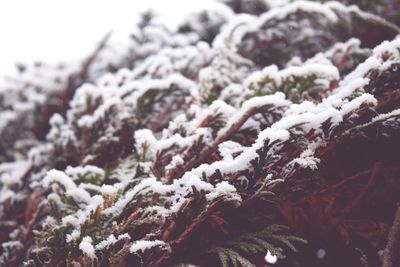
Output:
[{"xmin": 290, "ymin": 149, "xmax": 320, "ymax": 170}]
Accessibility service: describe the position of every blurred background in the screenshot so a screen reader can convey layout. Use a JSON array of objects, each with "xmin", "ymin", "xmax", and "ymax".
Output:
[{"xmin": 0, "ymin": 0, "xmax": 215, "ymax": 78}]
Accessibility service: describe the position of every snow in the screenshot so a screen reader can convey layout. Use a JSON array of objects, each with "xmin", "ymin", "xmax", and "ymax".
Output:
[
  {"xmin": 129, "ymin": 240, "xmax": 167, "ymax": 254},
  {"xmin": 79, "ymin": 236, "xmax": 96, "ymax": 259},
  {"xmin": 65, "ymin": 165, "xmax": 105, "ymax": 182},
  {"xmin": 213, "ymin": 13, "xmax": 255, "ymax": 50},
  {"xmin": 134, "ymin": 129, "xmax": 158, "ymax": 160},
  {"xmin": 181, "ymin": 127, "xmax": 290, "ymax": 181},
  {"xmin": 370, "ymin": 109, "xmax": 400, "ymax": 123},
  {"xmin": 2, "ymin": 1, "xmax": 400, "ymax": 265},
  {"xmin": 66, "ymin": 229, "xmax": 81, "ymax": 243},
  {"xmin": 62, "ymin": 194, "xmax": 104, "ymax": 241},
  {"xmin": 43, "ymin": 169, "xmax": 77, "ymax": 191},
  {"xmin": 316, "ymin": 248, "xmax": 326, "ymax": 259},
  {"xmin": 265, "ymin": 250, "xmax": 278, "ymax": 264},
  {"xmin": 290, "ymin": 149, "xmax": 320, "ymax": 170},
  {"xmin": 217, "ymin": 92, "xmax": 290, "ymax": 137},
  {"xmin": 272, "ymin": 108, "xmax": 342, "ymax": 133},
  {"xmin": 170, "ymin": 40, "xmax": 395, "ymax": 183},
  {"xmin": 0, "ymin": 111, "xmax": 18, "ymax": 132},
  {"xmin": 44, "ymin": 169, "xmax": 110, "ymax": 244},
  {"xmin": 206, "ymin": 181, "xmax": 238, "ymax": 201},
  {"xmin": 355, "ymin": 108, "xmax": 400, "ymax": 130},
  {"xmin": 340, "ymin": 39, "xmax": 400, "ymax": 90},
  {"xmin": 165, "ymin": 155, "xmax": 185, "ymax": 171},
  {"xmin": 216, "ymin": 0, "xmax": 340, "ymax": 50},
  {"xmin": 77, "ymin": 97, "xmax": 122, "ymax": 128},
  {"xmin": 36, "ymin": 13, "xmax": 400, "ymax": 255},
  {"xmin": 0, "ymin": 161, "xmax": 30, "ymax": 186},
  {"xmin": 94, "ymin": 234, "xmax": 130, "ymax": 250},
  {"xmin": 281, "ymin": 63, "xmax": 339, "ymax": 81},
  {"xmin": 95, "ymin": 235, "xmax": 117, "ymax": 250},
  {"xmin": 340, "ymin": 93, "xmax": 377, "ymax": 115},
  {"xmin": 101, "ymin": 185, "xmax": 119, "ymax": 196},
  {"xmin": 103, "ymin": 173, "xmax": 240, "ymax": 217},
  {"xmin": 141, "ymin": 129, "xmax": 211, "ymax": 158},
  {"xmin": 218, "ymin": 141, "xmax": 244, "ymax": 160},
  {"xmin": 242, "ymin": 62, "xmax": 339, "ymax": 105},
  {"xmin": 65, "ymin": 188, "xmax": 92, "ymax": 205}
]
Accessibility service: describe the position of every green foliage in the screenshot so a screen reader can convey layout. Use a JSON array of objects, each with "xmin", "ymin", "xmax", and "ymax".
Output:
[
  {"xmin": 246, "ymin": 73, "xmax": 319, "ymax": 103},
  {"xmin": 213, "ymin": 248, "xmax": 254, "ymax": 267},
  {"xmin": 76, "ymin": 171, "xmax": 104, "ymax": 185},
  {"xmin": 206, "ymin": 224, "xmax": 306, "ymax": 267},
  {"xmin": 204, "ymin": 113, "xmax": 226, "ymax": 132},
  {"xmin": 139, "ymin": 141, "xmax": 151, "ymax": 162}
]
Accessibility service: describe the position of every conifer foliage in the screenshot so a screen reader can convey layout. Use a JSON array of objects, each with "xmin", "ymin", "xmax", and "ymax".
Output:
[{"xmin": 1, "ymin": 0, "xmax": 400, "ymax": 266}]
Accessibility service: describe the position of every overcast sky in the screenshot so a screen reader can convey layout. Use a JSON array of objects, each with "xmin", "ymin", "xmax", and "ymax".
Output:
[{"xmin": 0, "ymin": 0, "xmax": 215, "ymax": 78}]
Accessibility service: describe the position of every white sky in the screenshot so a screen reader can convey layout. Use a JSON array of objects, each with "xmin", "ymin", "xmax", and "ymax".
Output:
[{"xmin": 0, "ymin": 0, "xmax": 215, "ymax": 78}]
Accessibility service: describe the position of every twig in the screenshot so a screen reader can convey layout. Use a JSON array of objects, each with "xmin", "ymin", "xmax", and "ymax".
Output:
[
  {"xmin": 342, "ymin": 163, "xmax": 380, "ymax": 215},
  {"xmin": 116, "ymin": 208, "xmax": 143, "ymax": 235},
  {"xmin": 336, "ymin": 43, "xmax": 354, "ymax": 71},
  {"xmin": 23, "ymin": 190, "xmax": 46, "ymax": 243},
  {"xmin": 154, "ymin": 198, "xmax": 226, "ymax": 267},
  {"xmin": 164, "ymin": 106, "xmax": 263, "ymax": 183},
  {"xmin": 383, "ymin": 204, "xmax": 400, "ymax": 267}
]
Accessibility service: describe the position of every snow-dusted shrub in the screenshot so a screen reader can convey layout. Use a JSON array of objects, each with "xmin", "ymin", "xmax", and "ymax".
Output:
[{"xmin": 1, "ymin": 0, "xmax": 400, "ymax": 266}]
